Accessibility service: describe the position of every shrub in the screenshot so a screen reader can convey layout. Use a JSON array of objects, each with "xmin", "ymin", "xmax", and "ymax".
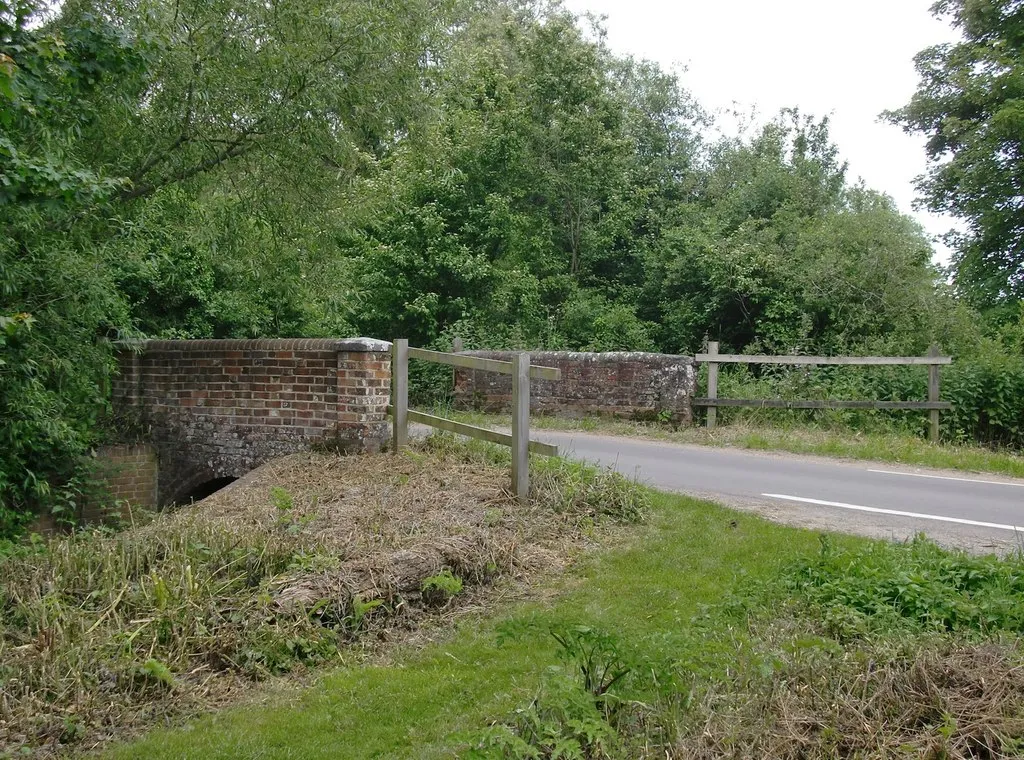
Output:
[
  {"xmin": 943, "ymin": 344, "xmax": 1024, "ymax": 447},
  {"xmin": 0, "ymin": 313, "xmax": 115, "ymax": 536}
]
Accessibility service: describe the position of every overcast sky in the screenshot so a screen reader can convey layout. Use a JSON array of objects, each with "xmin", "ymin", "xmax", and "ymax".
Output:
[{"xmin": 562, "ymin": 0, "xmax": 958, "ymax": 263}]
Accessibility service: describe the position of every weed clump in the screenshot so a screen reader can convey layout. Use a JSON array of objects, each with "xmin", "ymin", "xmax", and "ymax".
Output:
[
  {"xmin": 421, "ymin": 569, "xmax": 464, "ymax": 607},
  {"xmin": 470, "ymin": 622, "xmax": 682, "ymax": 759},
  {"xmin": 786, "ymin": 535, "xmax": 1024, "ymax": 638},
  {"xmin": 421, "ymin": 433, "xmax": 649, "ymax": 525},
  {"xmin": 532, "ymin": 458, "xmax": 648, "ymax": 525},
  {"xmin": 0, "ymin": 520, "xmax": 338, "ymax": 755}
]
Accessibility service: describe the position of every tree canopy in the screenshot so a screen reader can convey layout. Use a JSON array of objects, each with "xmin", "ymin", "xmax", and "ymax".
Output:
[
  {"xmin": 889, "ymin": 0, "xmax": 1024, "ymax": 311},
  {"xmin": 0, "ymin": 0, "xmax": 452, "ymax": 529}
]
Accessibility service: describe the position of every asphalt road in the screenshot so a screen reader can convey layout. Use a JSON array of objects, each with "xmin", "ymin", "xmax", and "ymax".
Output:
[{"xmin": 530, "ymin": 429, "xmax": 1024, "ymax": 551}]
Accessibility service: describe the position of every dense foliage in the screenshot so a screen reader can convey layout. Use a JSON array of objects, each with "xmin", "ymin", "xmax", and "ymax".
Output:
[
  {"xmin": 890, "ymin": 0, "xmax": 1024, "ymax": 311},
  {"xmin": 1, "ymin": 0, "xmax": 1022, "ymax": 530}
]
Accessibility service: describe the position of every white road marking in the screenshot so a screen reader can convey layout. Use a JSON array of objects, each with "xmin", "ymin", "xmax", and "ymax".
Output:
[
  {"xmin": 866, "ymin": 468, "xmax": 1024, "ymax": 488},
  {"xmin": 762, "ymin": 493, "xmax": 1023, "ymax": 533}
]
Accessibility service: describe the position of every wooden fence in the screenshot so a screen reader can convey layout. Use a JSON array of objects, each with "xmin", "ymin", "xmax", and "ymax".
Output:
[
  {"xmin": 390, "ymin": 339, "xmax": 562, "ymax": 503},
  {"xmin": 695, "ymin": 342, "xmax": 953, "ymax": 442}
]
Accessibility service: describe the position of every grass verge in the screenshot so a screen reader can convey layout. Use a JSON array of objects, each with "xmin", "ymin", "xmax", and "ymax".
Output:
[
  {"xmin": 448, "ymin": 410, "xmax": 1024, "ymax": 479},
  {"xmin": 101, "ymin": 489, "xmax": 818, "ymax": 760},
  {"xmin": 0, "ymin": 438, "xmax": 644, "ymax": 757},
  {"xmin": 101, "ymin": 464, "xmax": 1024, "ymax": 758}
]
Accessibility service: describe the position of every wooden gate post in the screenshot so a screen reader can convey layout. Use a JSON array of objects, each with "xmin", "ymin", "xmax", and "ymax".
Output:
[
  {"xmin": 928, "ymin": 344, "xmax": 941, "ymax": 444},
  {"xmin": 392, "ymin": 339, "xmax": 409, "ymax": 452},
  {"xmin": 511, "ymin": 352, "xmax": 530, "ymax": 503},
  {"xmin": 706, "ymin": 341, "xmax": 720, "ymax": 429}
]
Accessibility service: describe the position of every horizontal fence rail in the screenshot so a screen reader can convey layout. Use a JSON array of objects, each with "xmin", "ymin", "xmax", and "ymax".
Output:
[
  {"xmin": 694, "ymin": 354, "xmax": 952, "ymax": 366},
  {"xmin": 699, "ymin": 342, "xmax": 952, "ymax": 442},
  {"xmin": 407, "ymin": 346, "xmax": 561, "ymax": 381},
  {"xmin": 693, "ymin": 399, "xmax": 952, "ymax": 411},
  {"xmin": 405, "ymin": 409, "xmax": 560, "ymax": 456},
  {"xmin": 391, "ymin": 339, "xmax": 562, "ymax": 503}
]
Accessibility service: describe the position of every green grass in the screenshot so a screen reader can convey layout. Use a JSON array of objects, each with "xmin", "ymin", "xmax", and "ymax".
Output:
[
  {"xmin": 447, "ymin": 410, "xmax": 1024, "ymax": 479},
  {"xmin": 1, "ymin": 440, "xmax": 650, "ymax": 757},
  {"xmin": 104, "ymin": 491, "xmax": 838, "ymax": 759}
]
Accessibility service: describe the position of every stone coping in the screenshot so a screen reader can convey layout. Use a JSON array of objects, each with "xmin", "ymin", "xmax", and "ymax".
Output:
[
  {"xmin": 458, "ymin": 350, "xmax": 693, "ymax": 361},
  {"xmin": 117, "ymin": 337, "xmax": 392, "ymax": 353}
]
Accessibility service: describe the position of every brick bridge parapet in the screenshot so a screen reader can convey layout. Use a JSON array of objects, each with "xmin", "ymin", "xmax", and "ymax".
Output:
[
  {"xmin": 453, "ymin": 350, "xmax": 697, "ymax": 425},
  {"xmin": 113, "ymin": 338, "xmax": 391, "ymax": 506}
]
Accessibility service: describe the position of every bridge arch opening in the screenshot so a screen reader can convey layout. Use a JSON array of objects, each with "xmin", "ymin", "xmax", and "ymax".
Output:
[{"xmin": 178, "ymin": 476, "xmax": 238, "ymax": 505}]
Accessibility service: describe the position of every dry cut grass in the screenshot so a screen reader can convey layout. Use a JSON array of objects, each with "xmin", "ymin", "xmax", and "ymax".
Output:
[
  {"xmin": 0, "ymin": 438, "xmax": 646, "ymax": 757},
  {"xmin": 682, "ymin": 637, "xmax": 1024, "ymax": 759}
]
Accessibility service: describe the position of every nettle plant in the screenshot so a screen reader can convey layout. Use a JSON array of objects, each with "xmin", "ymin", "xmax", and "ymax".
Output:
[
  {"xmin": 787, "ymin": 534, "xmax": 1024, "ymax": 639},
  {"xmin": 470, "ymin": 621, "xmax": 679, "ymax": 759},
  {"xmin": 271, "ymin": 486, "xmax": 315, "ymax": 535}
]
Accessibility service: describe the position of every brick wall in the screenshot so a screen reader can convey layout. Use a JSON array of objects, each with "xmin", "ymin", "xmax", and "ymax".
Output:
[
  {"xmin": 79, "ymin": 444, "xmax": 159, "ymax": 524},
  {"xmin": 453, "ymin": 351, "xmax": 697, "ymax": 425},
  {"xmin": 113, "ymin": 338, "xmax": 390, "ymax": 505}
]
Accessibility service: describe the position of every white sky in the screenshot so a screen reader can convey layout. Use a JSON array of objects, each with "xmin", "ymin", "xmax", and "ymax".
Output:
[{"xmin": 562, "ymin": 0, "xmax": 958, "ymax": 264}]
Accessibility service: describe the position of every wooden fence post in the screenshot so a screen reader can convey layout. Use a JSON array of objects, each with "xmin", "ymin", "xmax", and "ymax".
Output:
[
  {"xmin": 392, "ymin": 338, "xmax": 409, "ymax": 452},
  {"xmin": 706, "ymin": 341, "xmax": 719, "ymax": 429},
  {"xmin": 511, "ymin": 352, "xmax": 530, "ymax": 504},
  {"xmin": 450, "ymin": 337, "xmax": 463, "ymax": 395},
  {"xmin": 928, "ymin": 344, "xmax": 941, "ymax": 444}
]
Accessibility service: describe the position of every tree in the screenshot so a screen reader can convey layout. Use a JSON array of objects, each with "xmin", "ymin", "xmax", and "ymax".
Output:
[
  {"xmin": 1, "ymin": 1, "xmax": 144, "ymax": 532},
  {"xmin": 345, "ymin": 1, "xmax": 701, "ymax": 350},
  {"xmin": 889, "ymin": 0, "xmax": 1024, "ymax": 309},
  {"xmin": 0, "ymin": 0, "xmax": 453, "ymax": 531},
  {"xmin": 87, "ymin": 0, "xmax": 454, "ymax": 339},
  {"xmin": 643, "ymin": 112, "xmax": 944, "ymax": 355}
]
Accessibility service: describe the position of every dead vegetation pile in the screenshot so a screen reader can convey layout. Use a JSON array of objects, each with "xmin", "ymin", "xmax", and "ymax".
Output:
[
  {"xmin": 0, "ymin": 437, "xmax": 646, "ymax": 757},
  {"xmin": 681, "ymin": 637, "xmax": 1024, "ymax": 759}
]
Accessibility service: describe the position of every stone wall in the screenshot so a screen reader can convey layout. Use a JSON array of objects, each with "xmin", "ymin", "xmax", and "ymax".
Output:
[
  {"xmin": 113, "ymin": 338, "xmax": 390, "ymax": 505},
  {"xmin": 453, "ymin": 351, "xmax": 697, "ymax": 424}
]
